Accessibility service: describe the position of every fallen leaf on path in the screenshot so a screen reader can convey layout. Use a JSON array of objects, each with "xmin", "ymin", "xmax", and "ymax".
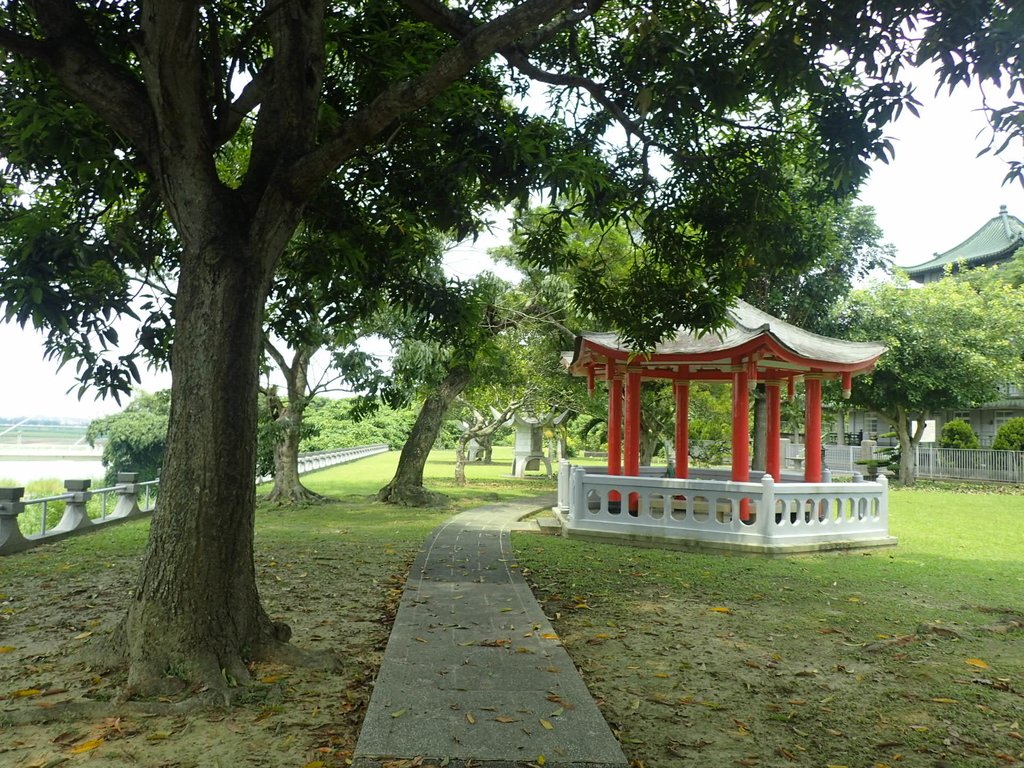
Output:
[
  {"xmin": 540, "ymin": 719, "xmax": 554, "ymax": 730},
  {"xmin": 466, "ymin": 713, "xmax": 476, "ymax": 724},
  {"xmin": 391, "ymin": 709, "xmax": 406, "ymax": 718},
  {"xmin": 68, "ymin": 738, "xmax": 104, "ymax": 754},
  {"xmin": 966, "ymin": 658, "xmax": 990, "ymax": 669},
  {"xmin": 930, "ymin": 698, "xmax": 957, "ymax": 704},
  {"xmin": 710, "ymin": 607, "xmax": 732, "ymax": 614},
  {"xmin": 495, "ymin": 716, "xmax": 518, "ymax": 723},
  {"xmin": 11, "ymin": 688, "xmax": 42, "ymax": 698},
  {"xmin": 0, "ymin": 646, "xmax": 14, "ymax": 653}
]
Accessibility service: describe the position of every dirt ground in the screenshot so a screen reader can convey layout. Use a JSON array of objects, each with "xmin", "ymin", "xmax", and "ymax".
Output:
[{"xmin": 0, "ymin": 528, "xmax": 411, "ymax": 768}]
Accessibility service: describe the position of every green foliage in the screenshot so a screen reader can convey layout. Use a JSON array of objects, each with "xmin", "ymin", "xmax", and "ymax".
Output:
[
  {"xmin": 86, "ymin": 391, "xmax": 170, "ymax": 484},
  {"xmin": 299, "ymin": 398, "xmax": 420, "ymax": 452},
  {"xmin": 992, "ymin": 417, "xmax": 1024, "ymax": 451},
  {"xmin": 939, "ymin": 419, "xmax": 980, "ymax": 450},
  {"xmin": 841, "ymin": 277, "xmax": 1024, "ymax": 418}
]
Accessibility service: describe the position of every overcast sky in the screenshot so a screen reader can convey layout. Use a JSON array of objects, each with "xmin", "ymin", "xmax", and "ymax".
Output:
[{"xmin": 2, "ymin": 68, "xmax": 1021, "ymax": 421}]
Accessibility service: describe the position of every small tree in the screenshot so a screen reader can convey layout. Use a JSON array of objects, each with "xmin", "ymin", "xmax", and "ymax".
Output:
[
  {"xmin": 992, "ymin": 418, "xmax": 1024, "ymax": 451},
  {"xmin": 939, "ymin": 419, "xmax": 980, "ymax": 450},
  {"xmin": 86, "ymin": 392, "xmax": 171, "ymax": 484}
]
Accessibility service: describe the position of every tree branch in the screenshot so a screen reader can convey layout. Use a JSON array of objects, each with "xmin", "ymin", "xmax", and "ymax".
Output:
[
  {"xmin": 264, "ymin": 337, "xmax": 292, "ymax": 380},
  {"xmin": 247, "ymin": 0, "xmax": 326, "ymax": 191},
  {"xmin": 285, "ymin": 0, "xmax": 576, "ymax": 198},
  {"xmin": 16, "ymin": 0, "xmax": 158, "ymax": 157}
]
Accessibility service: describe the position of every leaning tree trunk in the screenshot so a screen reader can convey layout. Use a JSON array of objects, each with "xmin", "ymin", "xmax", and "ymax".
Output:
[
  {"xmin": 116, "ymin": 238, "xmax": 292, "ymax": 698},
  {"xmin": 378, "ymin": 364, "xmax": 472, "ymax": 506},
  {"xmin": 266, "ymin": 348, "xmax": 321, "ymax": 504}
]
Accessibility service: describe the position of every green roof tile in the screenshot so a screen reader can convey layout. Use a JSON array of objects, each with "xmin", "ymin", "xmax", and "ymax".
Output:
[{"xmin": 905, "ymin": 205, "xmax": 1024, "ymax": 278}]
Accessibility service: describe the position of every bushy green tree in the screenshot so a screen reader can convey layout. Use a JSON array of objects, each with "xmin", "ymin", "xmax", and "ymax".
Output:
[
  {"xmin": 839, "ymin": 277, "xmax": 1024, "ymax": 485},
  {"xmin": 939, "ymin": 419, "xmax": 980, "ymax": 450},
  {"xmin": 992, "ymin": 418, "xmax": 1024, "ymax": 451},
  {"xmin": 86, "ymin": 392, "xmax": 170, "ymax": 484},
  {"xmin": 300, "ymin": 398, "xmax": 419, "ymax": 452}
]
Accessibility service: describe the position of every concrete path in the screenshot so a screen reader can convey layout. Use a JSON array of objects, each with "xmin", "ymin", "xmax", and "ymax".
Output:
[{"xmin": 353, "ymin": 496, "xmax": 628, "ymax": 768}]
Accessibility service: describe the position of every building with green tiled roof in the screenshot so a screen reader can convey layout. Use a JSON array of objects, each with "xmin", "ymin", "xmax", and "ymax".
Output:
[{"xmin": 904, "ymin": 205, "xmax": 1024, "ymax": 283}]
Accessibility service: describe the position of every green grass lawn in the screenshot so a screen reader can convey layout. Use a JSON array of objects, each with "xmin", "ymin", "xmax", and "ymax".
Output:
[{"xmin": 514, "ymin": 483, "xmax": 1024, "ymax": 768}]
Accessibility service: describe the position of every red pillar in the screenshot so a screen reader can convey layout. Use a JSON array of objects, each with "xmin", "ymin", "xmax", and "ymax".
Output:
[
  {"xmin": 674, "ymin": 381, "xmax": 689, "ymax": 479},
  {"xmin": 624, "ymin": 368, "xmax": 642, "ymax": 478},
  {"xmin": 732, "ymin": 367, "xmax": 751, "ymax": 521},
  {"xmin": 606, "ymin": 367, "xmax": 622, "ymax": 477},
  {"xmin": 804, "ymin": 375, "xmax": 823, "ymax": 482},
  {"xmin": 731, "ymin": 368, "xmax": 750, "ymax": 482},
  {"xmin": 766, "ymin": 381, "xmax": 782, "ymax": 480}
]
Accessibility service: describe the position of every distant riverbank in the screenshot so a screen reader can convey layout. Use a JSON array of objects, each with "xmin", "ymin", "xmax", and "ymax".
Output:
[{"xmin": 0, "ymin": 456, "xmax": 106, "ymax": 486}]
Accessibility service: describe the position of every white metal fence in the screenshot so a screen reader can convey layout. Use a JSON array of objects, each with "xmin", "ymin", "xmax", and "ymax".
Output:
[{"xmin": 785, "ymin": 443, "xmax": 1024, "ymax": 483}]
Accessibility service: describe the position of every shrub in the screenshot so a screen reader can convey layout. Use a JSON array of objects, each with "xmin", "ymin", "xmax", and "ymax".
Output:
[
  {"xmin": 939, "ymin": 419, "xmax": 979, "ymax": 449},
  {"xmin": 992, "ymin": 417, "xmax": 1024, "ymax": 451}
]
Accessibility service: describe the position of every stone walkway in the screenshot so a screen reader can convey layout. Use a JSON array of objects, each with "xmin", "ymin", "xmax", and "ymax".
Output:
[{"xmin": 353, "ymin": 496, "xmax": 628, "ymax": 768}]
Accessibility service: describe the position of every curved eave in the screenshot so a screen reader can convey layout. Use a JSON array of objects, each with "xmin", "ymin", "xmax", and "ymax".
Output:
[{"xmin": 568, "ymin": 331, "xmax": 884, "ymax": 378}]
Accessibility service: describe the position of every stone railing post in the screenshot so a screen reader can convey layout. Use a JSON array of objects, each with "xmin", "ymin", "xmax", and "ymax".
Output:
[
  {"xmin": 110, "ymin": 473, "xmax": 141, "ymax": 519},
  {"xmin": 779, "ymin": 438, "xmax": 791, "ymax": 468},
  {"xmin": 0, "ymin": 487, "xmax": 30, "ymax": 555},
  {"xmin": 860, "ymin": 439, "xmax": 876, "ymax": 461},
  {"xmin": 759, "ymin": 474, "xmax": 775, "ymax": 541},
  {"xmin": 851, "ymin": 471, "xmax": 864, "ymax": 483},
  {"xmin": 557, "ymin": 460, "xmax": 570, "ymax": 514},
  {"xmin": 569, "ymin": 467, "xmax": 587, "ymax": 525},
  {"xmin": 877, "ymin": 474, "xmax": 889, "ymax": 526},
  {"xmin": 55, "ymin": 480, "xmax": 94, "ymax": 533},
  {"xmin": 822, "ymin": 467, "xmax": 832, "ymax": 483}
]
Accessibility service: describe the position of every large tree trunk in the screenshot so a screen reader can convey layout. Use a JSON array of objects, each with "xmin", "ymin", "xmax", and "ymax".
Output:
[
  {"xmin": 115, "ymin": 237, "xmax": 302, "ymax": 698},
  {"xmin": 266, "ymin": 347, "xmax": 321, "ymax": 504},
  {"xmin": 378, "ymin": 363, "xmax": 472, "ymax": 506}
]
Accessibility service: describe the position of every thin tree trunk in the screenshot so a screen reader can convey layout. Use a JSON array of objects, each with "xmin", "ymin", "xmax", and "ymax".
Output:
[
  {"xmin": 455, "ymin": 436, "xmax": 469, "ymax": 486},
  {"xmin": 751, "ymin": 384, "xmax": 767, "ymax": 472},
  {"xmin": 378, "ymin": 363, "xmax": 472, "ymax": 506},
  {"xmin": 266, "ymin": 347, "xmax": 321, "ymax": 504},
  {"xmin": 893, "ymin": 405, "xmax": 925, "ymax": 486},
  {"xmin": 117, "ymin": 239, "xmax": 295, "ymax": 698}
]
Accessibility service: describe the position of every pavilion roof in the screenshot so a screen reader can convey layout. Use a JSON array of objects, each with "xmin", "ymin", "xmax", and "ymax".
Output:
[
  {"xmin": 905, "ymin": 205, "xmax": 1024, "ymax": 279},
  {"xmin": 565, "ymin": 299, "xmax": 886, "ymax": 379}
]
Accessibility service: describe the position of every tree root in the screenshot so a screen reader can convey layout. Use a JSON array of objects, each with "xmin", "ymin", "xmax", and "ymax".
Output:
[
  {"xmin": 263, "ymin": 483, "xmax": 327, "ymax": 505},
  {"xmin": 377, "ymin": 482, "xmax": 449, "ymax": 508},
  {"xmin": 253, "ymin": 640, "xmax": 343, "ymax": 672}
]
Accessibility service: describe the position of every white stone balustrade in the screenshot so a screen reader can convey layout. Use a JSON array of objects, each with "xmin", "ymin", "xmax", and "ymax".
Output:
[
  {"xmin": 0, "ymin": 476, "xmax": 157, "ymax": 556},
  {"xmin": 2, "ymin": 444, "xmax": 391, "ymax": 556},
  {"xmin": 558, "ymin": 463, "xmax": 894, "ymax": 554}
]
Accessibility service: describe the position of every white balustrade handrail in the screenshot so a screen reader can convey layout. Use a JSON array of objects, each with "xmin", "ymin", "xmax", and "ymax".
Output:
[
  {"xmin": 559, "ymin": 462, "xmax": 893, "ymax": 554},
  {"xmin": 2, "ymin": 443, "xmax": 390, "ymax": 556}
]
